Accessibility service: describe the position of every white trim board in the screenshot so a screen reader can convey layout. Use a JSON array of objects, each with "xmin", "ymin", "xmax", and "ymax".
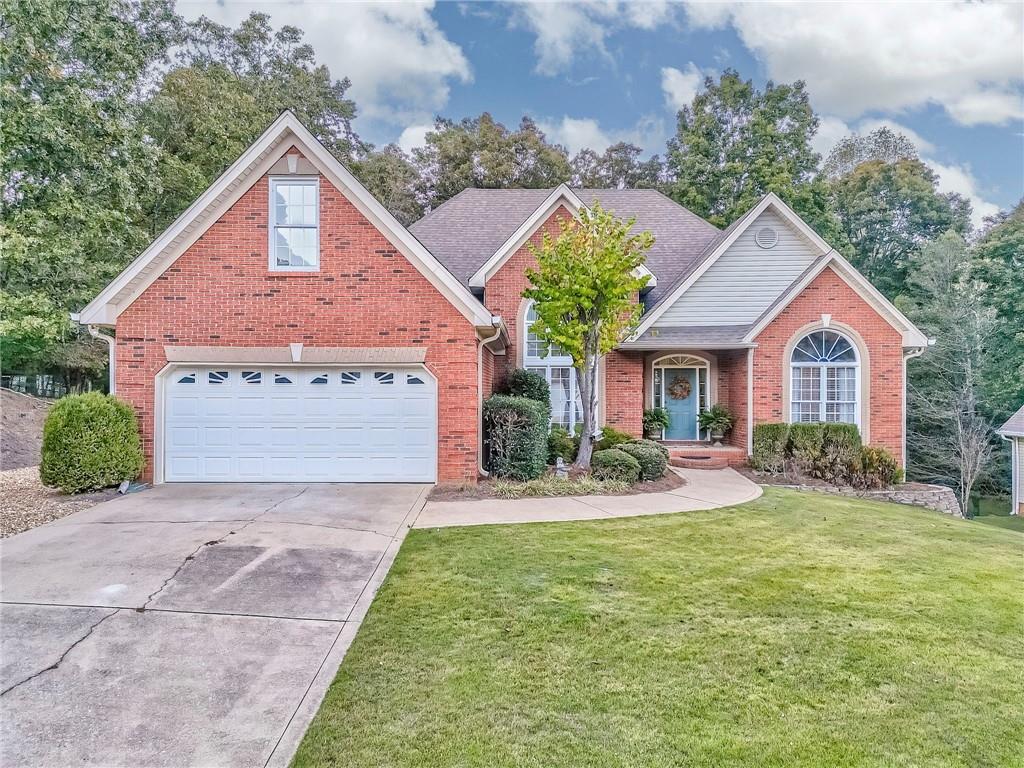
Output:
[{"xmin": 77, "ymin": 111, "xmax": 495, "ymax": 329}]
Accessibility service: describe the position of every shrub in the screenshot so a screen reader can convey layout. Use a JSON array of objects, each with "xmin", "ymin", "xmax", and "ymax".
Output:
[
  {"xmin": 594, "ymin": 426, "xmax": 637, "ymax": 451},
  {"xmin": 856, "ymin": 446, "xmax": 903, "ymax": 489},
  {"xmin": 618, "ymin": 441, "xmax": 668, "ymax": 480},
  {"xmin": 787, "ymin": 423, "xmax": 826, "ymax": 475},
  {"xmin": 483, "ymin": 395, "xmax": 548, "ymax": 480},
  {"xmin": 493, "ymin": 474, "xmax": 629, "ymax": 499},
  {"xmin": 547, "ymin": 425, "xmax": 576, "ymax": 464},
  {"xmin": 591, "ymin": 448, "xmax": 641, "ymax": 484},
  {"xmin": 751, "ymin": 423, "xmax": 790, "ymax": 473},
  {"xmin": 40, "ymin": 392, "xmax": 144, "ymax": 494},
  {"xmin": 636, "ymin": 438, "xmax": 670, "ymax": 460},
  {"xmin": 817, "ymin": 423, "xmax": 862, "ymax": 484},
  {"xmin": 507, "ymin": 368, "xmax": 550, "ymax": 411},
  {"xmin": 643, "ymin": 407, "xmax": 670, "ymax": 436}
]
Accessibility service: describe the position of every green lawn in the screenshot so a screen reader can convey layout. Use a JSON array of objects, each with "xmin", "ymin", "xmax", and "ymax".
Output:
[{"xmin": 294, "ymin": 488, "xmax": 1024, "ymax": 768}]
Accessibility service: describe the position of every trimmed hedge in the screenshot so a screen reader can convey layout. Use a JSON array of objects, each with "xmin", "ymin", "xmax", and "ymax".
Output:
[
  {"xmin": 788, "ymin": 423, "xmax": 826, "ymax": 475},
  {"xmin": 636, "ymin": 438, "xmax": 670, "ymax": 461},
  {"xmin": 547, "ymin": 425, "xmax": 576, "ymax": 464},
  {"xmin": 619, "ymin": 441, "xmax": 667, "ymax": 480},
  {"xmin": 751, "ymin": 423, "xmax": 790, "ymax": 473},
  {"xmin": 817, "ymin": 423, "xmax": 862, "ymax": 484},
  {"xmin": 40, "ymin": 392, "xmax": 144, "ymax": 494},
  {"xmin": 594, "ymin": 426, "xmax": 637, "ymax": 451},
  {"xmin": 857, "ymin": 446, "xmax": 903, "ymax": 488},
  {"xmin": 483, "ymin": 395, "xmax": 549, "ymax": 480},
  {"xmin": 591, "ymin": 448, "xmax": 641, "ymax": 484},
  {"xmin": 507, "ymin": 369, "xmax": 551, "ymax": 411}
]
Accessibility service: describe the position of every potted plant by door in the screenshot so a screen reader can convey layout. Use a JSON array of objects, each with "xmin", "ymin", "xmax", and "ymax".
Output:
[
  {"xmin": 698, "ymin": 404, "xmax": 734, "ymax": 447},
  {"xmin": 643, "ymin": 408, "xmax": 670, "ymax": 440}
]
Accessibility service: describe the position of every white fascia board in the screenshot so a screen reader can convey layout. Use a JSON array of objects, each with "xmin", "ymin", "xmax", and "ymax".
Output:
[
  {"xmin": 742, "ymin": 253, "xmax": 929, "ymax": 347},
  {"xmin": 632, "ymin": 193, "xmax": 834, "ymax": 338},
  {"xmin": 468, "ymin": 184, "xmax": 584, "ymax": 288},
  {"xmin": 77, "ymin": 111, "xmax": 494, "ymax": 330}
]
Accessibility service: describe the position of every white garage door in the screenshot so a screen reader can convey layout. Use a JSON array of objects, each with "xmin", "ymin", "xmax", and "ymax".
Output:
[{"xmin": 163, "ymin": 366, "xmax": 437, "ymax": 482}]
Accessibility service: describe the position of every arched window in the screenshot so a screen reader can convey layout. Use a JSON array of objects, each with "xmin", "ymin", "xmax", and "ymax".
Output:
[
  {"xmin": 524, "ymin": 301, "xmax": 581, "ymax": 430},
  {"xmin": 790, "ymin": 330, "xmax": 859, "ymax": 425}
]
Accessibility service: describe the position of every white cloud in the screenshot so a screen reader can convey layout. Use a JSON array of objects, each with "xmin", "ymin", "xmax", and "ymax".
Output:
[
  {"xmin": 812, "ymin": 116, "xmax": 936, "ymax": 159},
  {"xmin": 683, "ymin": 1, "xmax": 1024, "ymax": 127},
  {"xmin": 397, "ymin": 123, "xmax": 432, "ymax": 154},
  {"xmin": 178, "ymin": 1, "xmax": 471, "ymax": 125},
  {"xmin": 928, "ymin": 160, "xmax": 1001, "ymax": 229},
  {"xmin": 661, "ymin": 63, "xmax": 707, "ymax": 112},
  {"xmin": 539, "ymin": 114, "xmax": 666, "ymax": 155},
  {"xmin": 513, "ymin": 1, "xmax": 678, "ymax": 76}
]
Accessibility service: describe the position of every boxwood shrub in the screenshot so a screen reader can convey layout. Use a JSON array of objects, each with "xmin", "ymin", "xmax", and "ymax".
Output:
[
  {"xmin": 507, "ymin": 368, "xmax": 551, "ymax": 412},
  {"xmin": 618, "ymin": 441, "xmax": 667, "ymax": 480},
  {"xmin": 40, "ymin": 392, "xmax": 144, "ymax": 494},
  {"xmin": 483, "ymin": 395, "xmax": 549, "ymax": 480},
  {"xmin": 636, "ymin": 438, "xmax": 670, "ymax": 460},
  {"xmin": 751, "ymin": 423, "xmax": 790, "ymax": 473},
  {"xmin": 547, "ymin": 425, "xmax": 576, "ymax": 464},
  {"xmin": 591, "ymin": 448, "xmax": 641, "ymax": 484}
]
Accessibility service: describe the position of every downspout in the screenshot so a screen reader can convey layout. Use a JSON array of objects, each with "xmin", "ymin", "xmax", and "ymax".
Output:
[
  {"xmin": 477, "ymin": 317, "xmax": 503, "ymax": 478},
  {"xmin": 901, "ymin": 341, "xmax": 931, "ymax": 470},
  {"xmin": 746, "ymin": 347, "xmax": 754, "ymax": 456},
  {"xmin": 70, "ymin": 313, "xmax": 116, "ymax": 395}
]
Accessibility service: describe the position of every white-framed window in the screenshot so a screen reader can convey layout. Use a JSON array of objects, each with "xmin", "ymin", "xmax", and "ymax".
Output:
[
  {"xmin": 524, "ymin": 301, "xmax": 582, "ymax": 431},
  {"xmin": 269, "ymin": 177, "xmax": 319, "ymax": 271},
  {"xmin": 790, "ymin": 330, "xmax": 859, "ymax": 425}
]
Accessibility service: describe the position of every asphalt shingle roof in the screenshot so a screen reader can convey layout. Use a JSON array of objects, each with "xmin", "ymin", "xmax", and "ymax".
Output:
[{"xmin": 408, "ymin": 188, "xmax": 721, "ymax": 307}]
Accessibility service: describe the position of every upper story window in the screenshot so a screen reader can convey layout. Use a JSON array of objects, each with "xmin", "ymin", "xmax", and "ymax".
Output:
[
  {"xmin": 269, "ymin": 177, "xmax": 319, "ymax": 271},
  {"xmin": 790, "ymin": 329, "xmax": 859, "ymax": 426}
]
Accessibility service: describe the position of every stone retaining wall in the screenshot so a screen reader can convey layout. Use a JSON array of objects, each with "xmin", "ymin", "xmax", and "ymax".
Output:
[{"xmin": 781, "ymin": 483, "xmax": 963, "ymax": 518}]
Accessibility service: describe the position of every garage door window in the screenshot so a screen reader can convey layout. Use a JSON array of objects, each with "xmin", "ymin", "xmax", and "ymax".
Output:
[
  {"xmin": 274, "ymin": 373, "xmax": 292, "ymax": 384},
  {"xmin": 341, "ymin": 371, "xmax": 361, "ymax": 384},
  {"xmin": 242, "ymin": 371, "xmax": 261, "ymax": 384},
  {"xmin": 208, "ymin": 371, "xmax": 229, "ymax": 384},
  {"xmin": 310, "ymin": 373, "xmax": 329, "ymax": 385}
]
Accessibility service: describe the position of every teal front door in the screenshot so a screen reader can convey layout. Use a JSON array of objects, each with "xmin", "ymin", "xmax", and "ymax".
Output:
[{"xmin": 663, "ymin": 368, "xmax": 698, "ymax": 440}]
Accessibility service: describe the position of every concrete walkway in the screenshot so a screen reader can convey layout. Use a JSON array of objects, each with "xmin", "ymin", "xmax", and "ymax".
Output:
[{"xmin": 414, "ymin": 467, "xmax": 762, "ymax": 528}]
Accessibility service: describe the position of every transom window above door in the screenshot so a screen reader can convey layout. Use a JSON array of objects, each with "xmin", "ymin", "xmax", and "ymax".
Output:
[
  {"xmin": 269, "ymin": 177, "xmax": 319, "ymax": 271},
  {"xmin": 524, "ymin": 301, "xmax": 581, "ymax": 431},
  {"xmin": 790, "ymin": 329, "xmax": 859, "ymax": 425}
]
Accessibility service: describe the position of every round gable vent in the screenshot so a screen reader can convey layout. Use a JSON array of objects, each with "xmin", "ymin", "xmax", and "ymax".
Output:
[{"xmin": 755, "ymin": 226, "xmax": 779, "ymax": 249}]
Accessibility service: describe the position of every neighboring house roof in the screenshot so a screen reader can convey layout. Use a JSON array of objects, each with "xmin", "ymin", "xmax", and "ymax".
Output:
[
  {"xmin": 409, "ymin": 186, "xmax": 719, "ymax": 304},
  {"xmin": 998, "ymin": 405, "xmax": 1024, "ymax": 438},
  {"xmin": 74, "ymin": 111, "xmax": 496, "ymax": 330}
]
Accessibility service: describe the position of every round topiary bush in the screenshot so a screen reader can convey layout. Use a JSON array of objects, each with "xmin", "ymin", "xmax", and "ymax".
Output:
[
  {"xmin": 636, "ymin": 438, "xmax": 670, "ymax": 461},
  {"xmin": 507, "ymin": 368, "xmax": 551, "ymax": 410},
  {"xmin": 590, "ymin": 448, "xmax": 641, "ymax": 484},
  {"xmin": 40, "ymin": 392, "xmax": 144, "ymax": 494},
  {"xmin": 618, "ymin": 441, "xmax": 668, "ymax": 480}
]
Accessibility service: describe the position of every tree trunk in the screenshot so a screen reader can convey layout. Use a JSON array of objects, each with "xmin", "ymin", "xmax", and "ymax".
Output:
[{"xmin": 573, "ymin": 328, "xmax": 601, "ymax": 470}]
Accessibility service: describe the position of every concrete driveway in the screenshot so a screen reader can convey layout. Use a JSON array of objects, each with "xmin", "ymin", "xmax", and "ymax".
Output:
[{"xmin": 0, "ymin": 482, "xmax": 429, "ymax": 768}]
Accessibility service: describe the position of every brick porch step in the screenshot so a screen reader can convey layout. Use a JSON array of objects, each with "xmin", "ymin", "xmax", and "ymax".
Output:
[{"xmin": 661, "ymin": 442, "xmax": 748, "ymax": 469}]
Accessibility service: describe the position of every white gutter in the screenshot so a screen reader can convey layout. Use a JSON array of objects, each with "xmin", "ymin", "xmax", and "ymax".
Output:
[
  {"xmin": 477, "ymin": 317, "xmax": 503, "ymax": 477},
  {"xmin": 70, "ymin": 313, "xmax": 116, "ymax": 395}
]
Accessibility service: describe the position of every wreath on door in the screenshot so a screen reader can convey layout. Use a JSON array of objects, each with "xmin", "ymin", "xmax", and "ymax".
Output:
[{"xmin": 668, "ymin": 376, "xmax": 691, "ymax": 400}]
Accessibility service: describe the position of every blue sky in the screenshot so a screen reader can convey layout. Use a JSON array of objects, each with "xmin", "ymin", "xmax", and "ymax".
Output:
[{"xmin": 183, "ymin": 1, "xmax": 1023, "ymax": 224}]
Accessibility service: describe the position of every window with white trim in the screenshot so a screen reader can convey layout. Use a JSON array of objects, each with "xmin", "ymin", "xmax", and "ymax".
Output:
[
  {"xmin": 524, "ymin": 301, "xmax": 581, "ymax": 431},
  {"xmin": 269, "ymin": 177, "xmax": 319, "ymax": 270},
  {"xmin": 790, "ymin": 330, "xmax": 859, "ymax": 425}
]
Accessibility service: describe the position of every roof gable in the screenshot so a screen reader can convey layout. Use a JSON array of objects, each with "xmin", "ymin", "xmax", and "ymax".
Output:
[{"xmin": 76, "ymin": 111, "xmax": 494, "ymax": 329}]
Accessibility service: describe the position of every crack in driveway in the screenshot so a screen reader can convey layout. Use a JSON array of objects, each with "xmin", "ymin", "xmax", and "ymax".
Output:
[
  {"xmin": 139, "ymin": 487, "xmax": 310, "ymax": 611},
  {"xmin": 1, "ymin": 609, "xmax": 120, "ymax": 697}
]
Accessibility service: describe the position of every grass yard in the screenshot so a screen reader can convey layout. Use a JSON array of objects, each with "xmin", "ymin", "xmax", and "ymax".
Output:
[{"xmin": 293, "ymin": 488, "xmax": 1024, "ymax": 767}]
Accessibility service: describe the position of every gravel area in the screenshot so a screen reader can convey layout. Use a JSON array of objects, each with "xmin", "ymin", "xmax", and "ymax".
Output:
[{"xmin": 0, "ymin": 466, "xmax": 117, "ymax": 538}]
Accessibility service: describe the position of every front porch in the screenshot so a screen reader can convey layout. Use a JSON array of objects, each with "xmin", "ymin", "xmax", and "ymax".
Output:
[{"xmin": 660, "ymin": 441, "xmax": 749, "ymax": 470}]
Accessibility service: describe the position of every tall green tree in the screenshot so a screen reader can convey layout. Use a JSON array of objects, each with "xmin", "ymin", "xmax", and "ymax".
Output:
[
  {"xmin": 353, "ymin": 145, "xmax": 423, "ymax": 226},
  {"xmin": 827, "ymin": 156, "xmax": 971, "ymax": 297},
  {"xmin": 523, "ymin": 204, "xmax": 653, "ymax": 469},
  {"xmin": 665, "ymin": 70, "xmax": 822, "ymax": 228},
  {"xmin": 820, "ymin": 127, "xmax": 918, "ymax": 180},
  {"xmin": 901, "ymin": 233, "xmax": 997, "ymax": 513},
  {"xmin": 413, "ymin": 114, "xmax": 572, "ymax": 210},
  {"xmin": 0, "ymin": 0, "xmax": 179, "ymax": 376},
  {"xmin": 142, "ymin": 12, "xmax": 363, "ymax": 234},
  {"xmin": 571, "ymin": 143, "xmax": 664, "ymax": 189}
]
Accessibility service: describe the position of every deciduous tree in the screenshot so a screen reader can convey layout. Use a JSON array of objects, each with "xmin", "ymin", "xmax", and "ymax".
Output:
[{"xmin": 523, "ymin": 204, "xmax": 653, "ymax": 469}]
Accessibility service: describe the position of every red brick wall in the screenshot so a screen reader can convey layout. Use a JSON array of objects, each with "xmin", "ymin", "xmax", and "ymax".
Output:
[
  {"xmin": 752, "ymin": 266, "xmax": 904, "ymax": 462},
  {"xmin": 116, "ymin": 161, "xmax": 480, "ymax": 482},
  {"xmin": 716, "ymin": 350, "xmax": 749, "ymax": 451},
  {"xmin": 484, "ymin": 205, "xmax": 572, "ymax": 389},
  {"xmin": 604, "ymin": 350, "xmax": 644, "ymax": 436}
]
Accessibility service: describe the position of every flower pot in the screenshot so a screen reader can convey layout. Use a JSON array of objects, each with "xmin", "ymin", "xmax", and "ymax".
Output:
[{"xmin": 711, "ymin": 429, "xmax": 725, "ymax": 447}]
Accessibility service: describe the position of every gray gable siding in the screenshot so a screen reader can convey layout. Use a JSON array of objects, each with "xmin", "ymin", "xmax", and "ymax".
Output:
[{"xmin": 655, "ymin": 210, "xmax": 823, "ymax": 327}]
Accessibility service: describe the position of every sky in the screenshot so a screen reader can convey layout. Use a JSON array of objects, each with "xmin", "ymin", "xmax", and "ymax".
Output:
[{"xmin": 178, "ymin": 0, "xmax": 1024, "ymax": 226}]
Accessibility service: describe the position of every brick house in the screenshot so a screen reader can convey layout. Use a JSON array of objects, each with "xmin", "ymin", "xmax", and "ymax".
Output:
[{"xmin": 75, "ymin": 112, "xmax": 929, "ymax": 484}]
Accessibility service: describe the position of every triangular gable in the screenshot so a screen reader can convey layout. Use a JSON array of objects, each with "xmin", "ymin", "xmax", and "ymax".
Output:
[
  {"xmin": 466, "ymin": 184, "xmax": 656, "ymax": 289},
  {"xmin": 633, "ymin": 192, "xmax": 829, "ymax": 336},
  {"xmin": 76, "ymin": 111, "xmax": 495, "ymax": 329}
]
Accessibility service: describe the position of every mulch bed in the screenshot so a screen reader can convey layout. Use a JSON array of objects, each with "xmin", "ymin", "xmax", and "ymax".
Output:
[
  {"xmin": 428, "ymin": 468, "xmax": 686, "ymax": 502},
  {"xmin": 737, "ymin": 466, "xmax": 935, "ymax": 492}
]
